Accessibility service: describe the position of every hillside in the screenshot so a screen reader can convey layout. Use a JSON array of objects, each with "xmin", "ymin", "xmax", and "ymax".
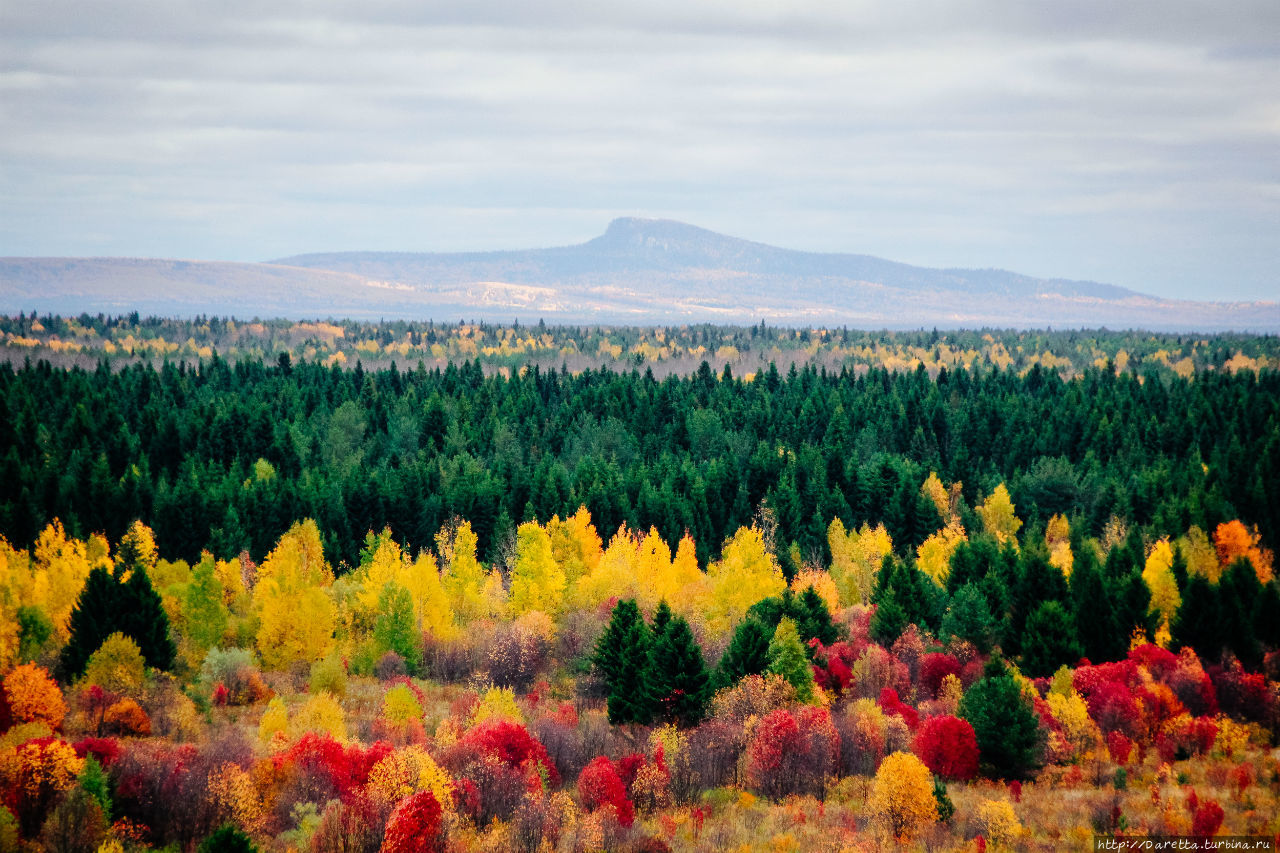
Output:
[{"xmin": 4, "ymin": 219, "xmax": 1278, "ymax": 329}]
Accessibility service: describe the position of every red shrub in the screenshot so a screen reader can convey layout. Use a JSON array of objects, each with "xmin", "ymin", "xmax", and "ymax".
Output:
[
  {"xmin": 1128, "ymin": 644, "xmax": 1178, "ymax": 678},
  {"xmin": 1191, "ymin": 800, "xmax": 1224, "ymax": 837},
  {"xmin": 877, "ymin": 688, "xmax": 919, "ymax": 730},
  {"xmin": 920, "ymin": 653, "xmax": 962, "ymax": 699},
  {"xmin": 1106, "ymin": 731, "xmax": 1133, "ymax": 765},
  {"xmin": 577, "ymin": 756, "xmax": 635, "ymax": 827},
  {"xmin": 1084, "ymin": 681, "xmax": 1141, "ymax": 737},
  {"xmin": 74, "ymin": 737, "xmax": 121, "ymax": 767},
  {"xmin": 278, "ymin": 733, "xmax": 392, "ymax": 800},
  {"xmin": 461, "ymin": 719, "xmax": 559, "ymax": 786},
  {"xmin": 1210, "ymin": 662, "xmax": 1271, "ymax": 724},
  {"xmin": 382, "ymin": 791, "xmax": 445, "ymax": 853},
  {"xmin": 1167, "ymin": 650, "xmax": 1218, "ymax": 717},
  {"xmin": 810, "ymin": 640, "xmax": 857, "ymax": 697},
  {"xmin": 1156, "ymin": 717, "xmax": 1218, "ymax": 763},
  {"xmin": 746, "ymin": 706, "xmax": 838, "ymax": 800},
  {"xmin": 912, "ymin": 715, "xmax": 978, "ymax": 781}
]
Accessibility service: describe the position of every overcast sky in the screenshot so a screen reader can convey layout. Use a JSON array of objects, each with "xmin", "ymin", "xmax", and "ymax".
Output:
[{"xmin": 2, "ymin": 1, "xmax": 1277, "ymax": 301}]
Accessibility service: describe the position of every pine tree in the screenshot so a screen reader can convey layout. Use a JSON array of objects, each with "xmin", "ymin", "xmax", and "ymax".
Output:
[
  {"xmin": 766, "ymin": 617, "xmax": 815, "ymax": 702},
  {"xmin": 650, "ymin": 600, "xmax": 673, "ymax": 645},
  {"xmin": 714, "ymin": 617, "xmax": 771, "ymax": 689},
  {"xmin": 940, "ymin": 583, "xmax": 996, "ymax": 654},
  {"xmin": 647, "ymin": 613, "xmax": 711, "ymax": 726},
  {"xmin": 959, "ymin": 658, "xmax": 1043, "ymax": 779},
  {"xmin": 1219, "ymin": 558, "xmax": 1261, "ymax": 667}
]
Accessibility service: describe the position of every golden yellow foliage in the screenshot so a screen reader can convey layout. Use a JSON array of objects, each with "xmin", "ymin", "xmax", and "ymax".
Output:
[
  {"xmin": 790, "ymin": 569, "xmax": 840, "ymax": 613},
  {"xmin": 868, "ymin": 752, "xmax": 938, "ymax": 841},
  {"xmin": 916, "ymin": 523, "xmax": 967, "ymax": 586},
  {"xmin": 254, "ymin": 520, "xmax": 336, "ymax": 669},
  {"xmin": 33, "ymin": 520, "xmax": 92, "ymax": 640},
  {"xmin": 546, "ymin": 506, "xmax": 602, "ymax": 588},
  {"xmin": 83, "ymin": 633, "xmax": 147, "ymax": 695},
  {"xmin": 1178, "ymin": 526, "xmax": 1221, "ymax": 582},
  {"xmin": 1045, "ymin": 514, "xmax": 1073, "ymax": 576},
  {"xmin": 257, "ymin": 697, "xmax": 289, "ymax": 747},
  {"xmin": 975, "ymin": 798, "xmax": 1022, "ymax": 847},
  {"xmin": 509, "ymin": 522, "xmax": 567, "ymax": 617},
  {"xmin": 291, "ymin": 692, "xmax": 346, "ymax": 741},
  {"xmin": 469, "ymin": 686, "xmax": 524, "ymax": 727},
  {"xmin": 705, "ymin": 526, "xmax": 786, "ymax": 637},
  {"xmin": 827, "ymin": 519, "xmax": 892, "ymax": 605},
  {"xmin": 208, "ymin": 762, "xmax": 265, "ymax": 833},
  {"xmin": 976, "ymin": 484, "xmax": 1022, "ymax": 546},
  {"xmin": 1143, "ymin": 539, "xmax": 1181, "ymax": 647}
]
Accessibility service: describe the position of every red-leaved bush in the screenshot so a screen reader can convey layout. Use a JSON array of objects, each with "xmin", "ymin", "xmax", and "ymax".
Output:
[
  {"xmin": 878, "ymin": 688, "xmax": 919, "ymax": 730},
  {"xmin": 920, "ymin": 653, "xmax": 962, "ymax": 699},
  {"xmin": 1191, "ymin": 799, "xmax": 1224, "ymax": 837},
  {"xmin": 74, "ymin": 736, "xmax": 121, "ymax": 768},
  {"xmin": 461, "ymin": 718, "xmax": 560, "ymax": 786},
  {"xmin": 1106, "ymin": 731, "xmax": 1133, "ymax": 765},
  {"xmin": 577, "ymin": 756, "xmax": 635, "ymax": 827},
  {"xmin": 381, "ymin": 791, "xmax": 445, "ymax": 853},
  {"xmin": 746, "ymin": 706, "xmax": 839, "ymax": 800},
  {"xmin": 912, "ymin": 714, "xmax": 978, "ymax": 781},
  {"xmin": 277, "ymin": 732, "xmax": 392, "ymax": 800}
]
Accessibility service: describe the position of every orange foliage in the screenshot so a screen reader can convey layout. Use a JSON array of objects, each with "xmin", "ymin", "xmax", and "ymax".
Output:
[
  {"xmin": 1213, "ymin": 520, "xmax": 1273, "ymax": 583},
  {"xmin": 103, "ymin": 698, "xmax": 152, "ymax": 736},
  {"xmin": 3, "ymin": 664, "xmax": 67, "ymax": 729}
]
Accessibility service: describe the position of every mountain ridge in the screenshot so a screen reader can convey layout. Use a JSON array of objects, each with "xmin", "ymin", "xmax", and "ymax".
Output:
[{"xmin": 2, "ymin": 218, "xmax": 1276, "ymax": 330}]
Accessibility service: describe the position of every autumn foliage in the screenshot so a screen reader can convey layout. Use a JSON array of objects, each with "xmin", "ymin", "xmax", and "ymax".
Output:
[{"xmin": 912, "ymin": 714, "xmax": 978, "ymax": 781}]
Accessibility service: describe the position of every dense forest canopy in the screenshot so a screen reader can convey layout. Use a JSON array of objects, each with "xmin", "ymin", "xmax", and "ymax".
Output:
[
  {"xmin": 2, "ymin": 316, "xmax": 1280, "ymax": 852},
  {"xmin": 1, "ymin": 317, "xmax": 1276, "ymax": 571}
]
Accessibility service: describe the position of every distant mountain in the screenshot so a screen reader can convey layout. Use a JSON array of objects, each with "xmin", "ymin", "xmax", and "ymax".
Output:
[{"xmin": 4, "ymin": 218, "xmax": 1277, "ymax": 330}]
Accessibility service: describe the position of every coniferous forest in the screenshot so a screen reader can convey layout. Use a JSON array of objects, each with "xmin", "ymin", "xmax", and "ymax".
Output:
[{"xmin": 1, "ymin": 317, "xmax": 1279, "ymax": 851}]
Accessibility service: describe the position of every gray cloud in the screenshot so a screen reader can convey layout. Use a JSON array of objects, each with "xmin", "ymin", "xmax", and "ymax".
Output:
[{"xmin": 1, "ymin": 0, "xmax": 1277, "ymax": 300}]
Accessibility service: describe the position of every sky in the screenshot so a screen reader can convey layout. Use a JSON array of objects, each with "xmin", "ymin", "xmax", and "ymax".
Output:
[{"xmin": 1, "ymin": 1, "xmax": 1277, "ymax": 301}]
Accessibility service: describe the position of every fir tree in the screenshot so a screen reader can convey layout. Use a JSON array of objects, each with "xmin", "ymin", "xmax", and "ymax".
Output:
[
  {"xmin": 871, "ymin": 593, "xmax": 908, "ymax": 646},
  {"xmin": 1071, "ymin": 546, "xmax": 1122, "ymax": 662},
  {"xmin": 594, "ymin": 599, "xmax": 653, "ymax": 725},
  {"xmin": 940, "ymin": 583, "xmax": 996, "ymax": 654},
  {"xmin": 647, "ymin": 613, "xmax": 711, "ymax": 726}
]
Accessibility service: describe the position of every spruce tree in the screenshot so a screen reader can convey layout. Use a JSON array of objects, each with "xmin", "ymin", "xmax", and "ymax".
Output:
[
  {"xmin": 1171, "ymin": 573, "xmax": 1223, "ymax": 660},
  {"xmin": 1219, "ymin": 558, "xmax": 1261, "ymax": 667},
  {"xmin": 1253, "ymin": 581, "xmax": 1280, "ymax": 651},
  {"xmin": 714, "ymin": 617, "xmax": 771, "ymax": 689},
  {"xmin": 593, "ymin": 599, "xmax": 652, "ymax": 724},
  {"xmin": 941, "ymin": 583, "xmax": 996, "ymax": 654},
  {"xmin": 1020, "ymin": 601, "xmax": 1083, "ymax": 678},
  {"xmin": 60, "ymin": 567, "xmax": 120, "ymax": 680},
  {"xmin": 870, "ymin": 592, "xmax": 908, "ymax": 646},
  {"xmin": 1071, "ymin": 546, "xmax": 1122, "ymax": 662},
  {"xmin": 959, "ymin": 658, "xmax": 1043, "ymax": 779},
  {"xmin": 647, "ymin": 614, "xmax": 711, "ymax": 726},
  {"xmin": 119, "ymin": 566, "xmax": 176, "ymax": 672}
]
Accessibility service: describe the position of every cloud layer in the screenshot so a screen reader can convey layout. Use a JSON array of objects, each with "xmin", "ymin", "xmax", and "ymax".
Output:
[{"xmin": 2, "ymin": 1, "xmax": 1277, "ymax": 300}]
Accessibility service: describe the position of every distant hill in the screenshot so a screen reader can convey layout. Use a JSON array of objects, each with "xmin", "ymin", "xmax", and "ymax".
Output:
[{"xmin": 3, "ymin": 218, "xmax": 1277, "ymax": 330}]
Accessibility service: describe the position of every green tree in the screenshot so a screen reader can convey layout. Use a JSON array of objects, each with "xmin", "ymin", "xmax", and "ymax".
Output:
[
  {"xmin": 60, "ymin": 568, "xmax": 120, "ymax": 680},
  {"xmin": 1171, "ymin": 573, "xmax": 1223, "ymax": 660},
  {"xmin": 593, "ymin": 599, "xmax": 652, "ymax": 725},
  {"xmin": 1071, "ymin": 546, "xmax": 1122, "ymax": 663},
  {"xmin": 1020, "ymin": 601, "xmax": 1083, "ymax": 678},
  {"xmin": 940, "ymin": 583, "xmax": 996, "ymax": 654},
  {"xmin": 119, "ymin": 566, "xmax": 176, "ymax": 672},
  {"xmin": 199, "ymin": 823, "xmax": 258, "ymax": 853},
  {"xmin": 373, "ymin": 582, "xmax": 422, "ymax": 672},
  {"xmin": 714, "ymin": 617, "xmax": 771, "ymax": 690},
  {"xmin": 646, "ymin": 611, "xmax": 711, "ymax": 726},
  {"xmin": 959, "ymin": 658, "xmax": 1043, "ymax": 779},
  {"xmin": 766, "ymin": 617, "xmax": 815, "ymax": 703},
  {"xmin": 182, "ymin": 554, "xmax": 229, "ymax": 654}
]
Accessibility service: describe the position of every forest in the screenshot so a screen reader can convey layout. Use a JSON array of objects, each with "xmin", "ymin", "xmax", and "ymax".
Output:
[{"xmin": 0, "ymin": 316, "xmax": 1278, "ymax": 852}]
